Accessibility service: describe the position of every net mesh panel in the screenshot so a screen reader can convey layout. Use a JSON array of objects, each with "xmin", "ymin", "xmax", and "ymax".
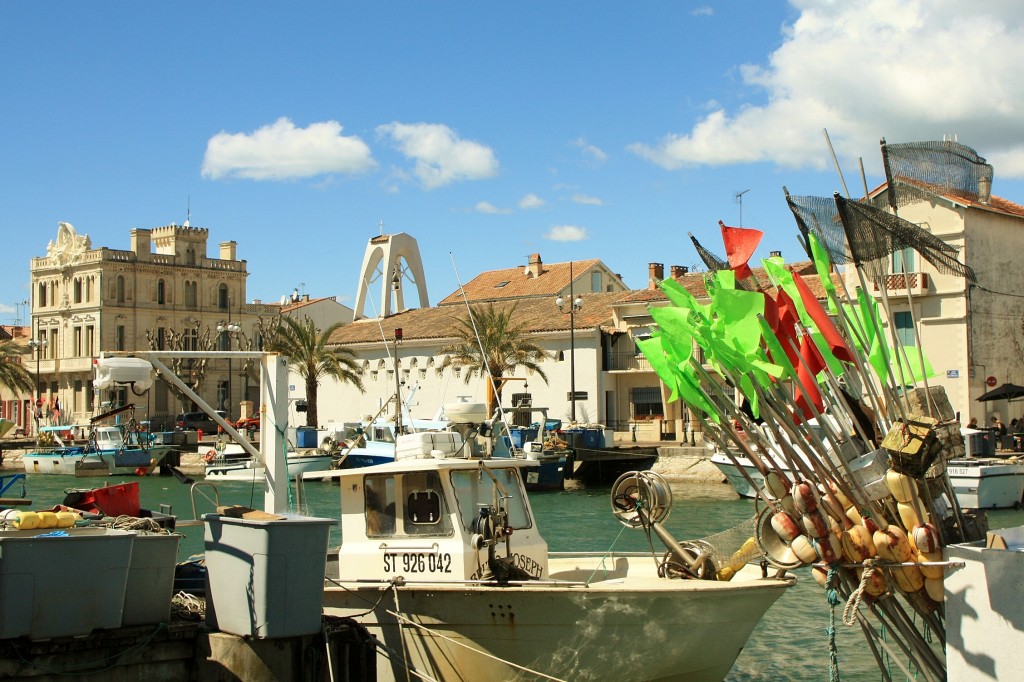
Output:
[
  {"xmin": 690, "ymin": 516, "xmax": 761, "ymax": 570},
  {"xmin": 884, "ymin": 140, "xmax": 994, "ymax": 209},
  {"xmin": 786, "ymin": 195, "xmax": 852, "ymax": 265},
  {"xmin": 835, "ymin": 195, "xmax": 976, "ymax": 282}
]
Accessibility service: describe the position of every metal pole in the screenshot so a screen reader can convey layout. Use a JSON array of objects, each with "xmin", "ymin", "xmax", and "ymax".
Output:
[{"xmin": 569, "ymin": 263, "xmax": 576, "ymax": 423}]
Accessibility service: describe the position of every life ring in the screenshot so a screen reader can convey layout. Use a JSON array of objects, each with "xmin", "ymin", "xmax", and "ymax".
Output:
[{"xmin": 203, "ymin": 449, "xmax": 217, "ymax": 463}]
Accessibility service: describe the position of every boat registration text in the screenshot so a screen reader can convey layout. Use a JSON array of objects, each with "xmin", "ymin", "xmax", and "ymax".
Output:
[{"xmin": 383, "ymin": 552, "xmax": 453, "ymax": 574}]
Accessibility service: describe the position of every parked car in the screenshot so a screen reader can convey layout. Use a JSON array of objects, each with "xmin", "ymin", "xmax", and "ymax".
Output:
[
  {"xmin": 234, "ymin": 415, "xmax": 260, "ymax": 431},
  {"xmin": 175, "ymin": 410, "xmax": 230, "ymax": 433}
]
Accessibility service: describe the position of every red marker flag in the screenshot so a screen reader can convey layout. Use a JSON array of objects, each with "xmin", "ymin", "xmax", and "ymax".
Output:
[
  {"xmin": 720, "ymin": 221, "xmax": 763, "ymax": 280},
  {"xmin": 792, "ymin": 270, "xmax": 856, "ymax": 363}
]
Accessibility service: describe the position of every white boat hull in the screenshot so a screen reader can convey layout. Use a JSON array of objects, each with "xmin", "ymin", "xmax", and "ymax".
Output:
[
  {"xmin": 323, "ymin": 556, "xmax": 789, "ymax": 682},
  {"xmin": 204, "ymin": 453, "xmax": 333, "ymax": 481},
  {"xmin": 947, "ymin": 458, "xmax": 1024, "ymax": 509}
]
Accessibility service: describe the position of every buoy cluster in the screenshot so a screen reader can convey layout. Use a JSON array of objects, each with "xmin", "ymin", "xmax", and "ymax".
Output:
[{"xmin": 0, "ymin": 508, "xmax": 82, "ymax": 530}]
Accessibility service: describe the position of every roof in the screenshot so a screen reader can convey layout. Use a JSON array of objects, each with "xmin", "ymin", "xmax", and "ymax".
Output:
[
  {"xmin": 328, "ymin": 290, "xmax": 632, "ymax": 345},
  {"xmin": 868, "ymin": 180, "xmax": 1024, "ymax": 219},
  {"xmin": 436, "ymin": 258, "xmax": 604, "ymax": 306}
]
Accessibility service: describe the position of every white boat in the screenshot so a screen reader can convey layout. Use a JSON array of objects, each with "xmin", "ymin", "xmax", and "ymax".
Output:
[
  {"xmin": 947, "ymin": 457, "xmax": 1024, "ymax": 509},
  {"xmin": 319, "ymin": 430, "xmax": 792, "ymax": 682},
  {"xmin": 201, "ymin": 442, "xmax": 333, "ymax": 482},
  {"xmin": 23, "ymin": 425, "xmax": 171, "ymax": 476}
]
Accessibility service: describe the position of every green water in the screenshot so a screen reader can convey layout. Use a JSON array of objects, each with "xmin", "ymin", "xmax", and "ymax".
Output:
[{"xmin": 14, "ymin": 473, "xmax": 1024, "ymax": 681}]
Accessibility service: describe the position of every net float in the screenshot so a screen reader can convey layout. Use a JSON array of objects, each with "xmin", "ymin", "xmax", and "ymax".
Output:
[
  {"xmin": 792, "ymin": 481, "xmax": 818, "ymax": 513},
  {"xmin": 763, "ymin": 471, "xmax": 791, "ymax": 499},
  {"xmin": 890, "ymin": 564, "xmax": 924, "ymax": 593},
  {"xmin": 862, "ymin": 567, "xmax": 888, "ymax": 597},
  {"xmin": 801, "ymin": 510, "xmax": 830, "ymax": 539},
  {"xmin": 841, "ymin": 525, "xmax": 877, "ymax": 562},
  {"xmin": 13, "ymin": 511, "xmax": 40, "ymax": 530},
  {"xmin": 812, "ymin": 534, "xmax": 842, "ymax": 564},
  {"xmin": 846, "ymin": 506, "xmax": 863, "ymax": 526},
  {"xmin": 778, "ymin": 493, "xmax": 797, "ymax": 515},
  {"xmin": 771, "ymin": 511, "xmax": 802, "ymax": 543},
  {"xmin": 917, "ymin": 549, "xmax": 944, "ymax": 580},
  {"xmin": 924, "ymin": 577, "xmax": 944, "ymax": 603},
  {"xmin": 36, "ymin": 511, "xmax": 58, "ymax": 528},
  {"xmin": 874, "ymin": 526, "xmax": 915, "ymax": 563},
  {"xmin": 829, "ymin": 480, "xmax": 852, "ymax": 509},
  {"xmin": 884, "ymin": 469, "xmax": 918, "ymax": 504},
  {"xmin": 897, "ymin": 499, "xmax": 928, "ymax": 531},
  {"xmin": 912, "ymin": 523, "xmax": 941, "ymax": 554},
  {"xmin": 811, "ymin": 564, "xmax": 829, "ymax": 588},
  {"xmin": 790, "ymin": 535, "xmax": 819, "ymax": 565}
]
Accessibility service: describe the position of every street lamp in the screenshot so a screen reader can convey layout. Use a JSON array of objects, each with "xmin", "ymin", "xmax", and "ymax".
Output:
[
  {"xmin": 555, "ymin": 261, "xmax": 583, "ymax": 422},
  {"xmin": 217, "ymin": 320, "xmax": 241, "ymax": 418},
  {"xmin": 27, "ymin": 336, "xmax": 48, "ymax": 434}
]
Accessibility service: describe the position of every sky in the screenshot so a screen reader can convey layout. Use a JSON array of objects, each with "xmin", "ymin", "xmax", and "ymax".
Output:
[{"xmin": 3, "ymin": 1, "xmax": 1024, "ymax": 324}]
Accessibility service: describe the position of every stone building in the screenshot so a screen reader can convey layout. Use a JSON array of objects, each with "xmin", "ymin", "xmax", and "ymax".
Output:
[{"xmin": 28, "ymin": 221, "xmax": 279, "ymax": 427}]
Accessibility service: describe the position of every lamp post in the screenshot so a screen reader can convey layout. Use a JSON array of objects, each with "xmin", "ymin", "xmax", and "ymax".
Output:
[
  {"xmin": 217, "ymin": 320, "xmax": 240, "ymax": 418},
  {"xmin": 27, "ymin": 336, "xmax": 48, "ymax": 435},
  {"xmin": 556, "ymin": 261, "xmax": 583, "ymax": 423}
]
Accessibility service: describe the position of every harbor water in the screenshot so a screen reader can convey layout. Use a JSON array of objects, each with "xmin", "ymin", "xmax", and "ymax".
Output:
[{"xmin": 16, "ymin": 472, "xmax": 1023, "ymax": 681}]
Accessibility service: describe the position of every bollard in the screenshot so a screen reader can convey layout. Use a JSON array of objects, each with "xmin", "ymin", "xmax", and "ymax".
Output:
[{"xmin": 197, "ymin": 428, "xmax": 203, "ymax": 441}]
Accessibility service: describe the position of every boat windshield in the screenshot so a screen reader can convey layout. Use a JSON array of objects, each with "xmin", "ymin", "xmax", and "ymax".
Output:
[{"xmin": 450, "ymin": 467, "xmax": 532, "ymax": 531}]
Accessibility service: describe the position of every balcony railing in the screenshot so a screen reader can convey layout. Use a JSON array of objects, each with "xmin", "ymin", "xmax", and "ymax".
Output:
[
  {"xmin": 605, "ymin": 352, "xmax": 652, "ymax": 371},
  {"xmin": 873, "ymin": 272, "xmax": 928, "ymax": 296}
]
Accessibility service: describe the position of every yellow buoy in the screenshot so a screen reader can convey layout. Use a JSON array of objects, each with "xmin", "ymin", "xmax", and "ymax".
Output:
[
  {"xmin": 55, "ymin": 511, "xmax": 80, "ymax": 528},
  {"xmin": 924, "ymin": 577, "xmax": 944, "ymax": 602},
  {"xmin": 36, "ymin": 511, "xmax": 58, "ymax": 529},
  {"xmin": 885, "ymin": 469, "xmax": 918, "ymax": 503},
  {"xmin": 917, "ymin": 549, "xmax": 944, "ymax": 580},
  {"xmin": 13, "ymin": 511, "xmax": 40, "ymax": 530}
]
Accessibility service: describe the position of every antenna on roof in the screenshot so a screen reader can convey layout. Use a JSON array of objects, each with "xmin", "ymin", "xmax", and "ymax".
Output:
[
  {"xmin": 379, "ymin": 220, "xmax": 385, "ymax": 236},
  {"xmin": 183, "ymin": 196, "xmax": 191, "ymax": 228},
  {"xmin": 734, "ymin": 189, "xmax": 750, "ymax": 227}
]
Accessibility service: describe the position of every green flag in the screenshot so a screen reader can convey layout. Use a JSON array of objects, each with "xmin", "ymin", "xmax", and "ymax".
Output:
[{"xmin": 807, "ymin": 231, "xmax": 839, "ymax": 314}]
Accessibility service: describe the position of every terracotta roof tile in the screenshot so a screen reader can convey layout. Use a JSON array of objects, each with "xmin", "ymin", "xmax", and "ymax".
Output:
[{"xmin": 436, "ymin": 258, "xmax": 604, "ymax": 305}]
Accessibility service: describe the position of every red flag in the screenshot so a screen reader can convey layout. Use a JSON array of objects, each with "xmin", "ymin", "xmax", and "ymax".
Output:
[
  {"xmin": 792, "ymin": 271, "xmax": 856, "ymax": 363},
  {"xmin": 794, "ymin": 333, "xmax": 826, "ymax": 421},
  {"xmin": 720, "ymin": 221, "xmax": 764, "ymax": 280},
  {"xmin": 773, "ymin": 289, "xmax": 801, "ymax": 369},
  {"xmin": 762, "ymin": 291, "xmax": 779, "ymax": 334}
]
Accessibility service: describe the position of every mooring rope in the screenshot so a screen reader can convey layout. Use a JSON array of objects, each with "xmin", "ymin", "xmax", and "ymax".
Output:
[
  {"xmin": 825, "ymin": 565, "xmax": 843, "ymax": 682},
  {"xmin": 843, "ymin": 558, "xmax": 876, "ymax": 626}
]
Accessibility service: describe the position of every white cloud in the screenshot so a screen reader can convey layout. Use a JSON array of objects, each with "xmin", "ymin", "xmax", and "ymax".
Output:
[
  {"xmin": 201, "ymin": 117, "xmax": 376, "ymax": 181},
  {"xmin": 475, "ymin": 201, "xmax": 511, "ymax": 214},
  {"xmin": 377, "ymin": 122, "xmax": 499, "ymax": 189},
  {"xmin": 629, "ymin": 1, "xmax": 1024, "ymax": 178},
  {"xmin": 572, "ymin": 193, "xmax": 604, "ymax": 206},
  {"xmin": 518, "ymin": 193, "xmax": 546, "ymax": 209},
  {"xmin": 545, "ymin": 225, "xmax": 588, "ymax": 242},
  {"xmin": 572, "ymin": 137, "xmax": 608, "ymax": 163},
  {"xmin": 692, "ymin": 6, "xmax": 714, "ymax": 17}
]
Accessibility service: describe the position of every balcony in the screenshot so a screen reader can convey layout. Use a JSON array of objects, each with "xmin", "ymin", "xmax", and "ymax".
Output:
[
  {"xmin": 873, "ymin": 272, "xmax": 928, "ymax": 296},
  {"xmin": 605, "ymin": 352, "xmax": 653, "ymax": 372}
]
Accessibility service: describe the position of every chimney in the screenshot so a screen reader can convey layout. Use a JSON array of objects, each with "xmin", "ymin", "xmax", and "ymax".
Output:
[
  {"xmin": 670, "ymin": 265, "xmax": 688, "ymax": 278},
  {"xmin": 220, "ymin": 240, "xmax": 237, "ymax": 261},
  {"xmin": 526, "ymin": 253, "xmax": 543, "ymax": 278},
  {"xmin": 130, "ymin": 228, "xmax": 152, "ymax": 261},
  {"xmin": 769, "ymin": 250, "xmax": 782, "ymax": 258},
  {"xmin": 648, "ymin": 262, "xmax": 664, "ymax": 289},
  {"xmin": 978, "ymin": 175, "xmax": 992, "ymax": 205}
]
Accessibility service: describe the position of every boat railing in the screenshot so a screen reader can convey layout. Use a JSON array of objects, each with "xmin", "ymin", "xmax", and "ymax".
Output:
[{"xmin": 175, "ymin": 480, "xmax": 223, "ymax": 527}]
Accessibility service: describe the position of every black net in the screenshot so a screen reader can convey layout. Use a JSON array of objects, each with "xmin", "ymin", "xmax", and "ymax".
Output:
[
  {"xmin": 835, "ymin": 195, "xmax": 976, "ymax": 282},
  {"xmin": 883, "ymin": 140, "xmax": 994, "ymax": 209},
  {"xmin": 786, "ymin": 194, "xmax": 851, "ymax": 265}
]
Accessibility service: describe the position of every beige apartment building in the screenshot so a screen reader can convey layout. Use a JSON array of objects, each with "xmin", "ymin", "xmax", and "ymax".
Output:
[{"xmin": 28, "ymin": 221, "xmax": 280, "ymax": 427}]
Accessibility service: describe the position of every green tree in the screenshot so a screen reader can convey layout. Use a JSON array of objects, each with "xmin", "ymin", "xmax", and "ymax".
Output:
[
  {"xmin": 0, "ymin": 340, "xmax": 33, "ymax": 398},
  {"xmin": 267, "ymin": 316, "xmax": 364, "ymax": 427},
  {"xmin": 438, "ymin": 303, "xmax": 551, "ymax": 417}
]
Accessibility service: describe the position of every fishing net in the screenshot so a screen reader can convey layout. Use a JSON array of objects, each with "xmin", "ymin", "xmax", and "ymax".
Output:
[
  {"xmin": 688, "ymin": 515, "xmax": 761, "ymax": 571},
  {"xmin": 786, "ymin": 194, "xmax": 851, "ymax": 265},
  {"xmin": 835, "ymin": 195, "xmax": 976, "ymax": 282},
  {"xmin": 882, "ymin": 139, "xmax": 994, "ymax": 209}
]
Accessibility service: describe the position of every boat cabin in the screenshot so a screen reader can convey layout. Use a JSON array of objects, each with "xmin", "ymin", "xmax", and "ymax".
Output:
[{"xmin": 335, "ymin": 432, "xmax": 550, "ymax": 584}]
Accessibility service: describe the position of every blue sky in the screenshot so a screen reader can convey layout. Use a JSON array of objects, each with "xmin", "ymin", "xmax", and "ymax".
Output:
[{"xmin": 4, "ymin": 1, "xmax": 1024, "ymax": 323}]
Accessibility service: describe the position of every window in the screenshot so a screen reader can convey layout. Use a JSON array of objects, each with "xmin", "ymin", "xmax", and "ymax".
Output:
[
  {"xmin": 451, "ymin": 467, "xmax": 532, "ymax": 531},
  {"xmin": 85, "ymin": 325, "xmax": 95, "ymax": 356},
  {"xmin": 218, "ymin": 284, "xmax": 229, "ymax": 310},
  {"xmin": 85, "ymin": 276, "xmax": 93, "ymax": 302},
  {"xmin": 73, "ymin": 278, "xmax": 82, "ymax": 304},
  {"xmin": 892, "ymin": 248, "xmax": 915, "ymax": 274},
  {"xmin": 184, "ymin": 328, "xmax": 198, "ymax": 351},
  {"xmin": 116, "ymin": 275, "xmax": 125, "ymax": 303},
  {"xmin": 157, "ymin": 279, "xmax": 165, "ymax": 305},
  {"xmin": 38, "ymin": 282, "xmax": 47, "ymax": 307},
  {"xmin": 894, "ymin": 311, "xmax": 916, "ymax": 347},
  {"xmin": 591, "ymin": 271, "xmax": 601, "ymax": 293},
  {"xmin": 156, "ymin": 327, "xmax": 166, "ymax": 350},
  {"xmin": 494, "ymin": 281, "xmax": 510, "ymax": 289},
  {"xmin": 630, "ymin": 386, "xmax": 663, "ymax": 419},
  {"xmin": 185, "ymin": 247, "xmax": 196, "ymax": 266},
  {"xmin": 74, "ymin": 326, "xmax": 83, "ymax": 356},
  {"xmin": 365, "ymin": 475, "xmax": 397, "ymax": 537},
  {"xmin": 116, "ymin": 325, "xmax": 125, "ymax": 352},
  {"xmin": 184, "ymin": 281, "xmax": 197, "ymax": 308}
]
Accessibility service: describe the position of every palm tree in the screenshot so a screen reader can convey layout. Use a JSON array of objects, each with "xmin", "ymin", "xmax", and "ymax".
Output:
[
  {"xmin": 267, "ymin": 316, "xmax": 364, "ymax": 427},
  {"xmin": 438, "ymin": 302, "xmax": 551, "ymax": 417},
  {"xmin": 0, "ymin": 339, "xmax": 33, "ymax": 398}
]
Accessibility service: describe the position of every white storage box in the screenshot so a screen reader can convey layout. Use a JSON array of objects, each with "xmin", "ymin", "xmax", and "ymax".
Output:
[
  {"xmin": 122, "ymin": 532, "xmax": 181, "ymax": 626},
  {"xmin": 395, "ymin": 432, "xmax": 464, "ymax": 459}
]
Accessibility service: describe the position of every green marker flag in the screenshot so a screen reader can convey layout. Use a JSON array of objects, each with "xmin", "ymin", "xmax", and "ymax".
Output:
[
  {"xmin": 659, "ymin": 277, "xmax": 711, "ymax": 322},
  {"xmin": 893, "ymin": 345, "xmax": 937, "ymax": 382},
  {"xmin": 637, "ymin": 336, "xmax": 681, "ymax": 402},
  {"xmin": 711, "ymin": 287, "xmax": 764, "ymax": 356},
  {"xmin": 807, "ymin": 231, "xmax": 838, "ymax": 314},
  {"xmin": 648, "ymin": 307, "xmax": 694, "ymax": 364}
]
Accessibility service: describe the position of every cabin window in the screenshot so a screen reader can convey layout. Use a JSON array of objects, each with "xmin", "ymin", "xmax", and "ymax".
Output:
[
  {"xmin": 365, "ymin": 475, "xmax": 397, "ymax": 537},
  {"xmin": 400, "ymin": 471, "xmax": 452, "ymax": 536},
  {"xmin": 450, "ymin": 467, "xmax": 532, "ymax": 532}
]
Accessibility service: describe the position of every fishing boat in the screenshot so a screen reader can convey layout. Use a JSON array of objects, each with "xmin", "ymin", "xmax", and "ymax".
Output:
[
  {"xmin": 318, "ymin": 429, "xmax": 792, "ymax": 682},
  {"xmin": 946, "ymin": 457, "xmax": 1024, "ymax": 509},
  {"xmin": 201, "ymin": 441, "xmax": 333, "ymax": 482},
  {"xmin": 22, "ymin": 425, "xmax": 171, "ymax": 477}
]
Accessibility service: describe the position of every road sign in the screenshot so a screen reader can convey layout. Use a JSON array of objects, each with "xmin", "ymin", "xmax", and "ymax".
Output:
[{"xmin": 567, "ymin": 391, "xmax": 588, "ymax": 401}]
